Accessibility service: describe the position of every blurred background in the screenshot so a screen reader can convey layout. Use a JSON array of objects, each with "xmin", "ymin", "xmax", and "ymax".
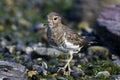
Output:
[
  {"xmin": 0, "ymin": 0, "xmax": 120, "ymax": 43},
  {"xmin": 0, "ymin": 0, "xmax": 120, "ymax": 80}
]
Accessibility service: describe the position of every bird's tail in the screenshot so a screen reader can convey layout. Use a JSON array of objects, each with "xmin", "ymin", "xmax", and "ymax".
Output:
[{"xmin": 82, "ymin": 36, "xmax": 98, "ymax": 45}]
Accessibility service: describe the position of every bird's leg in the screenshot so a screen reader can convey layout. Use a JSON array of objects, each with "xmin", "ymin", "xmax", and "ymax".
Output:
[{"xmin": 57, "ymin": 51, "xmax": 73, "ymax": 75}]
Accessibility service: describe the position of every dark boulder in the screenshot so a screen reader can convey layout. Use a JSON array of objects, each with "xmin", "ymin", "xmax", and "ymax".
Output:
[
  {"xmin": 95, "ymin": 4, "xmax": 120, "ymax": 53},
  {"xmin": 0, "ymin": 60, "xmax": 28, "ymax": 80}
]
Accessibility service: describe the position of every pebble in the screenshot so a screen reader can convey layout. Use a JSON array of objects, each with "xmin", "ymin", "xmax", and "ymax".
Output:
[
  {"xmin": 25, "ymin": 46, "xmax": 34, "ymax": 54},
  {"xmin": 87, "ymin": 46, "xmax": 110, "ymax": 60},
  {"xmin": 27, "ymin": 71, "xmax": 38, "ymax": 78},
  {"xmin": 57, "ymin": 77, "xmax": 67, "ymax": 80},
  {"xmin": 113, "ymin": 59, "xmax": 120, "ymax": 67},
  {"xmin": 114, "ymin": 73, "xmax": 120, "ymax": 80},
  {"xmin": 0, "ymin": 39, "xmax": 7, "ymax": 47},
  {"xmin": 49, "ymin": 76, "xmax": 57, "ymax": 80},
  {"xmin": 95, "ymin": 71, "xmax": 110, "ymax": 78},
  {"xmin": 32, "ymin": 23, "xmax": 46, "ymax": 31},
  {"xmin": 31, "ymin": 75, "xmax": 38, "ymax": 80},
  {"xmin": 0, "ymin": 60, "xmax": 28, "ymax": 80},
  {"xmin": 112, "ymin": 54, "xmax": 119, "ymax": 60},
  {"xmin": 49, "ymin": 58, "xmax": 58, "ymax": 65},
  {"xmin": 5, "ymin": 34, "xmax": 13, "ymax": 41},
  {"xmin": 71, "ymin": 66, "xmax": 84, "ymax": 77},
  {"xmin": 31, "ymin": 61, "xmax": 48, "ymax": 75},
  {"xmin": 48, "ymin": 66, "xmax": 59, "ymax": 74},
  {"xmin": 3, "ymin": 78, "xmax": 11, "ymax": 80}
]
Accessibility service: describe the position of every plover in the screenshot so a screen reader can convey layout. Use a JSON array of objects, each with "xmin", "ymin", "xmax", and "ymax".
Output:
[{"xmin": 46, "ymin": 12, "xmax": 88, "ymax": 75}]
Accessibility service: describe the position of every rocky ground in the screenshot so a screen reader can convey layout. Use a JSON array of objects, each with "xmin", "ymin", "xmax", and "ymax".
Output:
[{"xmin": 0, "ymin": 0, "xmax": 120, "ymax": 80}]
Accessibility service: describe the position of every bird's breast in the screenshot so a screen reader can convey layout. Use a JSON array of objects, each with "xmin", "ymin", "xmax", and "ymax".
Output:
[{"xmin": 47, "ymin": 26, "xmax": 64, "ymax": 46}]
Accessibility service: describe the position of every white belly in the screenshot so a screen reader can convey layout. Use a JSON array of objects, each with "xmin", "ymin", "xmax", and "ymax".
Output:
[
  {"xmin": 64, "ymin": 39, "xmax": 79, "ymax": 49},
  {"xmin": 62, "ymin": 39, "xmax": 83, "ymax": 53}
]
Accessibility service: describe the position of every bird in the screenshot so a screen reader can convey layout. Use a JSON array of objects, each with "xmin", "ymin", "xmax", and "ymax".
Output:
[{"xmin": 46, "ymin": 12, "xmax": 89, "ymax": 75}]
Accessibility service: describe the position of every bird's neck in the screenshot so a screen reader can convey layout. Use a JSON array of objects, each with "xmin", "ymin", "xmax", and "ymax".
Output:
[{"xmin": 48, "ymin": 23, "xmax": 62, "ymax": 29}]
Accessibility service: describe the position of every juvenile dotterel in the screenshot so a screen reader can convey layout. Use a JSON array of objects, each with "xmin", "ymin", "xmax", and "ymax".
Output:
[{"xmin": 46, "ymin": 12, "xmax": 87, "ymax": 75}]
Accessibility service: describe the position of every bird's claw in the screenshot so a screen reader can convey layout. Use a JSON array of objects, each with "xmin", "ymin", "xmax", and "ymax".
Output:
[{"xmin": 57, "ymin": 66, "xmax": 72, "ymax": 75}]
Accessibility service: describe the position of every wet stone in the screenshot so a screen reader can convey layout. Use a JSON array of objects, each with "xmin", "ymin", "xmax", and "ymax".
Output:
[
  {"xmin": 71, "ymin": 66, "xmax": 84, "ymax": 77},
  {"xmin": 96, "ymin": 4, "xmax": 120, "ymax": 52},
  {"xmin": 0, "ymin": 60, "xmax": 28, "ymax": 80},
  {"xmin": 87, "ymin": 46, "xmax": 110, "ymax": 60},
  {"xmin": 48, "ymin": 58, "xmax": 58, "ymax": 65},
  {"xmin": 32, "ymin": 23, "xmax": 46, "ymax": 31},
  {"xmin": 5, "ymin": 34, "xmax": 13, "ymax": 41},
  {"xmin": 49, "ymin": 76, "xmax": 57, "ymax": 80},
  {"xmin": 0, "ymin": 39, "xmax": 7, "ymax": 48},
  {"xmin": 48, "ymin": 66, "xmax": 59, "ymax": 74},
  {"xmin": 114, "ymin": 73, "xmax": 120, "ymax": 80},
  {"xmin": 31, "ymin": 75, "xmax": 38, "ymax": 80},
  {"xmin": 32, "ymin": 64, "xmax": 47, "ymax": 75},
  {"xmin": 3, "ymin": 77, "xmax": 11, "ymax": 80},
  {"xmin": 95, "ymin": 71, "xmax": 110, "ymax": 78},
  {"xmin": 113, "ymin": 59, "xmax": 120, "ymax": 66},
  {"xmin": 57, "ymin": 77, "xmax": 67, "ymax": 80}
]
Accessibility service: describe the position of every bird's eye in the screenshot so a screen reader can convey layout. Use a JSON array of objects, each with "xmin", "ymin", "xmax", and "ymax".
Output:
[{"xmin": 54, "ymin": 17, "xmax": 57, "ymax": 20}]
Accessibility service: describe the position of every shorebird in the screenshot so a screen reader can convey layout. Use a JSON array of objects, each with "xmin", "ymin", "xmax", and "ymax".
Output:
[{"xmin": 46, "ymin": 12, "xmax": 88, "ymax": 75}]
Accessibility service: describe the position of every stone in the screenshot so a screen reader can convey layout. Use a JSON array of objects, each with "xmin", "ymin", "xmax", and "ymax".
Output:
[
  {"xmin": 34, "ymin": 47, "xmax": 66, "ymax": 57},
  {"xmin": 32, "ymin": 64, "xmax": 47, "ymax": 76},
  {"xmin": 27, "ymin": 71, "xmax": 38, "ymax": 78},
  {"xmin": 87, "ymin": 46, "xmax": 110, "ymax": 60},
  {"xmin": 57, "ymin": 77, "xmax": 67, "ymax": 80},
  {"xmin": 114, "ymin": 74, "xmax": 120, "ymax": 80},
  {"xmin": 5, "ymin": 34, "xmax": 13, "ymax": 41},
  {"xmin": 96, "ymin": 4, "xmax": 120, "ymax": 53},
  {"xmin": 71, "ymin": 66, "xmax": 84, "ymax": 77},
  {"xmin": 95, "ymin": 71, "xmax": 110, "ymax": 78},
  {"xmin": 0, "ymin": 60, "xmax": 28, "ymax": 80},
  {"xmin": 113, "ymin": 59, "xmax": 120, "ymax": 66}
]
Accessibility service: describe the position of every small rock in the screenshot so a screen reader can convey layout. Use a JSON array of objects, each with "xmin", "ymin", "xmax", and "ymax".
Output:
[
  {"xmin": 78, "ymin": 57, "xmax": 88, "ymax": 64},
  {"xmin": 0, "ymin": 60, "xmax": 28, "ymax": 80},
  {"xmin": 31, "ymin": 75, "xmax": 38, "ymax": 80},
  {"xmin": 32, "ymin": 64, "xmax": 47, "ymax": 75},
  {"xmin": 0, "ymin": 39, "xmax": 7, "ymax": 48},
  {"xmin": 18, "ymin": 18, "xmax": 31, "ymax": 27},
  {"xmin": 23, "ymin": 54, "xmax": 31, "ymax": 63},
  {"xmin": 113, "ymin": 59, "xmax": 120, "ymax": 66},
  {"xmin": 6, "ymin": 45, "xmax": 16, "ymax": 54},
  {"xmin": 71, "ymin": 66, "xmax": 84, "ymax": 77},
  {"xmin": 32, "ymin": 23, "xmax": 46, "ymax": 31},
  {"xmin": 49, "ymin": 76, "xmax": 57, "ymax": 80},
  {"xmin": 57, "ymin": 77, "xmax": 67, "ymax": 80},
  {"xmin": 25, "ymin": 46, "xmax": 34, "ymax": 54},
  {"xmin": 77, "ymin": 21, "xmax": 93, "ymax": 34},
  {"xmin": 39, "ymin": 61, "xmax": 48, "ymax": 70},
  {"xmin": 0, "ymin": 24, "xmax": 4, "ymax": 31},
  {"xmin": 48, "ymin": 66, "xmax": 59, "ymax": 74},
  {"xmin": 27, "ymin": 71, "xmax": 38, "ymax": 78},
  {"xmin": 96, "ymin": 4, "xmax": 120, "ymax": 52},
  {"xmin": 3, "ymin": 77, "xmax": 11, "ymax": 80},
  {"xmin": 5, "ymin": 34, "xmax": 13, "ymax": 41},
  {"xmin": 114, "ymin": 74, "xmax": 120, "ymax": 80},
  {"xmin": 112, "ymin": 54, "xmax": 119, "ymax": 60},
  {"xmin": 48, "ymin": 58, "xmax": 58, "ymax": 65},
  {"xmin": 87, "ymin": 46, "xmax": 110, "ymax": 60},
  {"xmin": 31, "ymin": 60, "xmax": 48, "ymax": 75},
  {"xmin": 95, "ymin": 71, "xmax": 110, "ymax": 78}
]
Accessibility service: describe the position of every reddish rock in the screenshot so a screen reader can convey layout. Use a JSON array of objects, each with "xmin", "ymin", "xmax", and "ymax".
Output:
[{"xmin": 96, "ymin": 4, "xmax": 120, "ymax": 53}]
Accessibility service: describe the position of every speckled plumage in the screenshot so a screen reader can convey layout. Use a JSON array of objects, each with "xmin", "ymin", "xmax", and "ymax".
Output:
[
  {"xmin": 47, "ymin": 12, "xmax": 85, "ymax": 52},
  {"xmin": 46, "ymin": 12, "xmax": 86, "ymax": 75}
]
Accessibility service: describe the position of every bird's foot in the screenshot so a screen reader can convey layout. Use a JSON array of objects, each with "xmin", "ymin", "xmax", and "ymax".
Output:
[{"xmin": 57, "ymin": 64, "xmax": 72, "ymax": 75}]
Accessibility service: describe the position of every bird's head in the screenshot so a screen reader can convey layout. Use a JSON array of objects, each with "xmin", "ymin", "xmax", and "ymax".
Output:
[{"xmin": 47, "ymin": 12, "xmax": 62, "ymax": 28}]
